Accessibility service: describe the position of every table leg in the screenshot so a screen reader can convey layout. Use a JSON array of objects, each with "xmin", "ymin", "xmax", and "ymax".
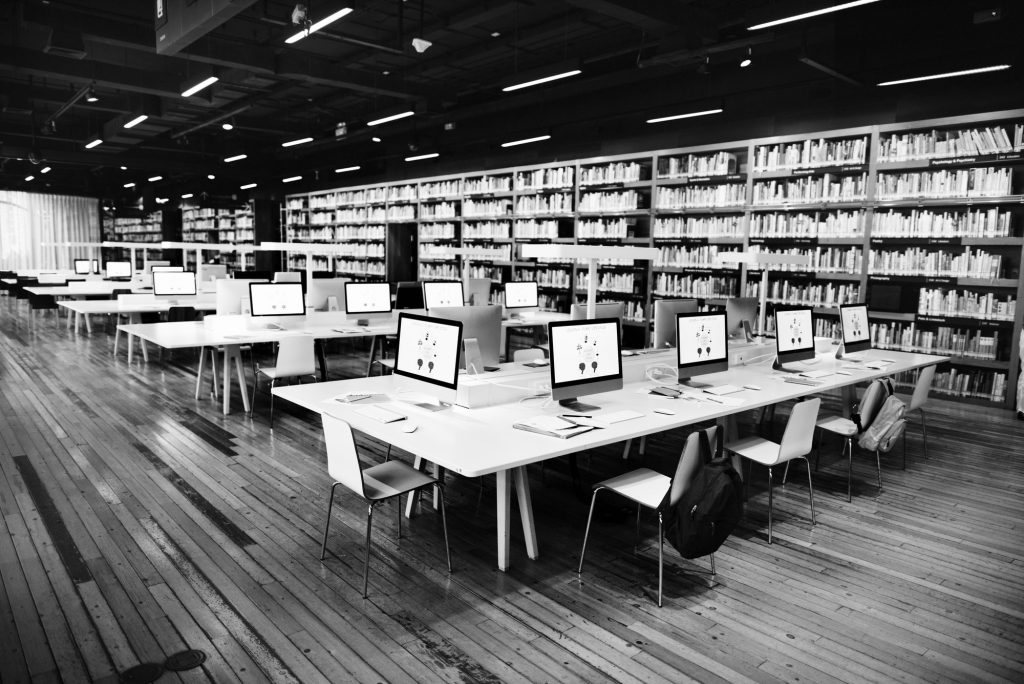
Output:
[
  {"xmin": 84, "ymin": 313, "xmax": 92, "ymax": 335},
  {"xmin": 232, "ymin": 346, "xmax": 250, "ymax": 413},
  {"xmin": 365, "ymin": 335, "xmax": 378, "ymax": 377},
  {"xmin": 222, "ymin": 345, "xmax": 233, "ymax": 414},
  {"xmin": 195, "ymin": 347, "xmax": 207, "ymax": 399},
  {"xmin": 66, "ymin": 307, "xmax": 73, "ymax": 329},
  {"xmin": 497, "ymin": 469, "xmax": 511, "ymax": 571},
  {"xmin": 513, "ymin": 466, "xmax": 539, "ymax": 560},
  {"xmin": 405, "ymin": 455, "xmax": 424, "ymax": 518}
]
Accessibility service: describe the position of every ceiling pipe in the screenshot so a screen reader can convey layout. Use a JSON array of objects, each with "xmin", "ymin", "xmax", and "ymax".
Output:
[{"xmin": 170, "ymin": 104, "xmax": 252, "ymax": 140}]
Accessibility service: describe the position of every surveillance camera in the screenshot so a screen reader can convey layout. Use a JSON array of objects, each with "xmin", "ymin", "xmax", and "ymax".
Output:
[
  {"xmin": 411, "ymin": 38, "xmax": 432, "ymax": 53},
  {"xmin": 291, "ymin": 4, "xmax": 307, "ymax": 25}
]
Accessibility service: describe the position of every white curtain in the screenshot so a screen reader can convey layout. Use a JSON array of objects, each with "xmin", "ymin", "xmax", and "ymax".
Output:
[{"xmin": 0, "ymin": 191, "xmax": 100, "ymax": 271}]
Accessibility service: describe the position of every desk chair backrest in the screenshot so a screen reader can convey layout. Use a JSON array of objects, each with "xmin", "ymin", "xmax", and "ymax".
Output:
[
  {"xmin": 167, "ymin": 306, "xmax": 198, "ymax": 323},
  {"xmin": 909, "ymin": 365, "xmax": 935, "ymax": 412},
  {"xmin": 668, "ymin": 425, "xmax": 719, "ymax": 508},
  {"xmin": 322, "ymin": 414, "xmax": 367, "ymax": 498},
  {"xmin": 779, "ymin": 398, "xmax": 821, "ymax": 463},
  {"xmin": 570, "ymin": 302, "xmax": 624, "ymax": 321},
  {"xmin": 275, "ymin": 335, "xmax": 316, "ymax": 376}
]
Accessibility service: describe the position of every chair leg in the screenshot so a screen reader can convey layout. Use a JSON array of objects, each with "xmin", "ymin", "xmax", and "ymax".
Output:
[
  {"xmin": 397, "ymin": 494, "xmax": 402, "ymax": 540},
  {"xmin": 656, "ymin": 512, "xmax": 664, "ymax": 608},
  {"xmin": 766, "ymin": 466, "xmax": 774, "ymax": 544},
  {"xmin": 803, "ymin": 457, "xmax": 815, "ymax": 525},
  {"xmin": 845, "ymin": 437, "xmax": 853, "ymax": 503},
  {"xmin": 622, "ymin": 438, "xmax": 632, "ymax": 460},
  {"xmin": 634, "ymin": 503, "xmax": 642, "ymax": 554},
  {"xmin": 919, "ymin": 408, "xmax": 928, "ymax": 461},
  {"xmin": 875, "ymin": 449, "xmax": 883, "ymax": 491},
  {"xmin": 269, "ymin": 379, "xmax": 276, "ymax": 428},
  {"xmin": 250, "ymin": 372, "xmax": 259, "ymax": 415},
  {"xmin": 709, "ymin": 552, "xmax": 716, "ymax": 578},
  {"xmin": 577, "ymin": 488, "xmax": 602, "ymax": 575},
  {"xmin": 813, "ymin": 428, "xmax": 821, "ymax": 471},
  {"xmin": 363, "ymin": 503, "xmax": 376, "ymax": 598},
  {"xmin": 435, "ymin": 483, "xmax": 452, "ymax": 573},
  {"xmin": 782, "ymin": 460, "xmax": 791, "ymax": 484},
  {"xmin": 320, "ymin": 483, "xmax": 340, "ymax": 560}
]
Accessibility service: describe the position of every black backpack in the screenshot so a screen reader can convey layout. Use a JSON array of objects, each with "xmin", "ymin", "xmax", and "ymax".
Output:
[{"xmin": 664, "ymin": 426, "xmax": 744, "ymax": 559}]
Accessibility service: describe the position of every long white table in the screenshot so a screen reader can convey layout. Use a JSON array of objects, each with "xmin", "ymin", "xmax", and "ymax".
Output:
[
  {"xmin": 273, "ymin": 348, "xmax": 947, "ymax": 571},
  {"xmin": 58, "ymin": 298, "xmax": 216, "ymax": 335}
]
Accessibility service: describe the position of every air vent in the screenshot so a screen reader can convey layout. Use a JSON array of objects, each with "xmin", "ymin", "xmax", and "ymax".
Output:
[{"xmin": 45, "ymin": 27, "xmax": 87, "ymax": 60}]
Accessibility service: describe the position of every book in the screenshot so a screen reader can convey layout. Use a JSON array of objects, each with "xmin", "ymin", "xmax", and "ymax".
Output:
[{"xmin": 512, "ymin": 415, "xmax": 594, "ymax": 439}]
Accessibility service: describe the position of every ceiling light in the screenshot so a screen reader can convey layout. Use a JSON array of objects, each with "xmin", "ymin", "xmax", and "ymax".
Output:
[
  {"xmin": 148, "ymin": 175, "xmax": 163, "ymax": 182},
  {"xmin": 240, "ymin": 182, "xmax": 257, "ymax": 190},
  {"xmin": 646, "ymin": 108, "xmax": 724, "ymax": 124},
  {"xmin": 208, "ymin": 174, "xmax": 216, "ymax": 180},
  {"xmin": 335, "ymin": 165, "xmax": 361, "ymax": 173},
  {"xmin": 748, "ymin": 0, "xmax": 881, "ymax": 31},
  {"xmin": 24, "ymin": 175, "xmax": 35, "ymax": 182},
  {"xmin": 501, "ymin": 134, "xmax": 551, "ymax": 148},
  {"xmin": 181, "ymin": 75, "xmax": 219, "ymax": 98},
  {"xmin": 181, "ymin": 193, "xmax": 194, "ymax": 199},
  {"xmin": 123, "ymin": 182, "xmax": 135, "ymax": 188},
  {"xmin": 281, "ymin": 136, "xmax": 314, "ymax": 147},
  {"xmin": 502, "ymin": 69, "xmax": 581, "ymax": 92},
  {"xmin": 222, "ymin": 120, "xmax": 234, "ymax": 131},
  {"xmin": 371, "ymin": 136, "xmax": 382, "ymax": 143},
  {"xmin": 740, "ymin": 48, "xmax": 752, "ymax": 68},
  {"xmin": 877, "ymin": 64, "xmax": 1011, "ymax": 86},
  {"xmin": 405, "ymin": 152, "xmax": 439, "ymax": 162},
  {"xmin": 367, "ymin": 111, "xmax": 414, "ymax": 126},
  {"xmin": 40, "ymin": 166, "xmax": 51, "ymax": 174},
  {"xmin": 411, "ymin": 37, "xmax": 432, "ymax": 53},
  {"xmin": 84, "ymin": 139, "xmax": 102, "ymax": 149},
  {"xmin": 285, "ymin": 7, "xmax": 353, "ymax": 44},
  {"xmin": 85, "ymin": 85, "xmax": 98, "ymax": 103},
  {"xmin": 124, "ymin": 114, "xmax": 148, "ymax": 129},
  {"xmin": 224, "ymin": 153, "xmax": 247, "ymax": 163},
  {"xmin": 491, "ymin": 31, "xmax": 500, "ymax": 38},
  {"xmin": 155, "ymin": 197, "xmax": 168, "ymax": 204},
  {"xmin": 120, "ymin": 166, "xmax": 127, "ymax": 170},
  {"xmin": 282, "ymin": 175, "xmax": 302, "ymax": 183}
]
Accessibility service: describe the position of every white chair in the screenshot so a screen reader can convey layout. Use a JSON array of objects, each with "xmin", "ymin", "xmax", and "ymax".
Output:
[
  {"xmin": 814, "ymin": 414, "xmax": 879, "ymax": 502},
  {"xmin": 578, "ymin": 427, "xmax": 720, "ymax": 607},
  {"xmin": 250, "ymin": 335, "xmax": 317, "ymax": 428},
  {"xmin": 903, "ymin": 365, "xmax": 935, "ymax": 463},
  {"xmin": 319, "ymin": 414, "xmax": 451, "ymax": 598},
  {"xmin": 725, "ymin": 398, "xmax": 820, "ymax": 544}
]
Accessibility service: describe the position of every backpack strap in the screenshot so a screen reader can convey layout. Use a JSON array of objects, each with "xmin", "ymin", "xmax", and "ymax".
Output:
[{"xmin": 696, "ymin": 426, "xmax": 723, "ymax": 464}]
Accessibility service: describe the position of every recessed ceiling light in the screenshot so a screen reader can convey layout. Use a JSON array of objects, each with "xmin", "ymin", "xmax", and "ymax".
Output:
[
  {"xmin": 123, "ymin": 114, "xmax": 148, "ymax": 129},
  {"xmin": 285, "ymin": 7, "xmax": 353, "ymax": 44},
  {"xmin": 207, "ymin": 174, "xmax": 216, "ymax": 180},
  {"xmin": 405, "ymin": 152, "xmax": 439, "ymax": 162},
  {"xmin": 240, "ymin": 182, "xmax": 257, "ymax": 190},
  {"xmin": 335, "ymin": 165, "xmax": 361, "ymax": 173},
  {"xmin": 748, "ymin": 0, "xmax": 881, "ymax": 31},
  {"xmin": 148, "ymin": 175, "xmax": 163, "ymax": 182},
  {"xmin": 501, "ymin": 134, "xmax": 551, "ymax": 148},
  {"xmin": 40, "ymin": 166, "xmax": 51, "ymax": 174},
  {"xmin": 282, "ymin": 175, "xmax": 302, "ymax": 183},
  {"xmin": 646, "ymin": 108, "xmax": 724, "ymax": 124},
  {"xmin": 24, "ymin": 175, "xmax": 35, "ymax": 181},
  {"xmin": 222, "ymin": 121, "xmax": 234, "ymax": 131},
  {"xmin": 367, "ymin": 111, "xmax": 414, "ymax": 126},
  {"xmin": 123, "ymin": 182, "xmax": 136, "ymax": 188},
  {"xmin": 181, "ymin": 193, "xmax": 194, "ymax": 199},
  {"xmin": 371, "ymin": 136, "xmax": 382, "ymax": 143},
  {"xmin": 491, "ymin": 31, "xmax": 500, "ymax": 38},
  {"xmin": 282, "ymin": 136, "xmax": 314, "ymax": 147},
  {"xmin": 84, "ymin": 139, "xmax": 102, "ymax": 149},
  {"xmin": 120, "ymin": 166, "xmax": 127, "ymax": 170},
  {"xmin": 740, "ymin": 47, "xmax": 752, "ymax": 68},
  {"xmin": 502, "ymin": 69, "xmax": 581, "ymax": 92},
  {"xmin": 181, "ymin": 75, "xmax": 219, "ymax": 97},
  {"xmin": 877, "ymin": 64, "xmax": 1011, "ymax": 86},
  {"xmin": 224, "ymin": 154, "xmax": 247, "ymax": 163}
]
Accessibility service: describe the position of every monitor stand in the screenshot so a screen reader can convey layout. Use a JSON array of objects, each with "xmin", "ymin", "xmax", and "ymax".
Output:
[
  {"xmin": 679, "ymin": 377, "xmax": 712, "ymax": 389},
  {"xmin": 558, "ymin": 398, "xmax": 601, "ymax": 413},
  {"xmin": 395, "ymin": 390, "xmax": 451, "ymax": 412},
  {"xmin": 835, "ymin": 343, "xmax": 865, "ymax": 362},
  {"xmin": 772, "ymin": 356, "xmax": 801, "ymax": 373}
]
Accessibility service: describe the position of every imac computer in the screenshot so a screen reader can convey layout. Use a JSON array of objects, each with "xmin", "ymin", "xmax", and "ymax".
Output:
[
  {"xmin": 675, "ymin": 311, "xmax": 729, "ymax": 388},
  {"xmin": 273, "ymin": 271, "xmax": 303, "ymax": 284},
  {"xmin": 151, "ymin": 265, "xmax": 184, "ymax": 274},
  {"xmin": 837, "ymin": 303, "xmax": 871, "ymax": 359},
  {"xmin": 215, "ymin": 277, "xmax": 267, "ymax": 315},
  {"xmin": 306, "ymin": 278, "xmax": 347, "ymax": 311},
  {"xmin": 344, "ymin": 282, "xmax": 393, "ymax": 323},
  {"xmin": 773, "ymin": 307, "xmax": 816, "ymax": 371},
  {"xmin": 548, "ymin": 317, "xmax": 623, "ymax": 412},
  {"xmin": 249, "ymin": 282, "xmax": 306, "ymax": 328},
  {"xmin": 725, "ymin": 296, "xmax": 758, "ymax": 340},
  {"xmin": 73, "ymin": 259, "xmax": 91, "ymax": 275},
  {"xmin": 466, "ymin": 278, "xmax": 492, "ymax": 306},
  {"xmin": 423, "ymin": 280, "xmax": 465, "ymax": 310},
  {"xmin": 105, "ymin": 261, "xmax": 133, "ymax": 280},
  {"xmin": 393, "ymin": 312, "xmax": 463, "ymax": 409},
  {"xmin": 152, "ymin": 271, "xmax": 197, "ymax": 303},
  {"xmin": 430, "ymin": 305, "xmax": 502, "ymax": 372},
  {"xmin": 145, "ymin": 261, "xmax": 171, "ymax": 273},
  {"xmin": 504, "ymin": 281, "xmax": 539, "ymax": 318},
  {"xmin": 395, "ymin": 281, "xmax": 425, "ymax": 310},
  {"xmin": 652, "ymin": 298, "xmax": 698, "ymax": 348}
]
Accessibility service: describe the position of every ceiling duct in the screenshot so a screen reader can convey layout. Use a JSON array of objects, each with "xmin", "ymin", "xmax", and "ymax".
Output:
[{"xmin": 44, "ymin": 27, "xmax": 88, "ymax": 60}]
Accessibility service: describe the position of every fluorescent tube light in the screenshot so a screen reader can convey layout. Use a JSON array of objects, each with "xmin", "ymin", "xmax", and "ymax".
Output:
[
  {"xmin": 181, "ymin": 76, "xmax": 219, "ymax": 97},
  {"xmin": 224, "ymin": 154, "xmax": 248, "ymax": 163},
  {"xmin": 646, "ymin": 108, "xmax": 723, "ymax": 124},
  {"xmin": 281, "ymin": 136, "xmax": 314, "ymax": 147},
  {"xmin": 123, "ymin": 182, "xmax": 135, "ymax": 188},
  {"xmin": 371, "ymin": 136, "xmax": 381, "ymax": 143},
  {"xmin": 240, "ymin": 182, "xmax": 257, "ymax": 190},
  {"xmin": 367, "ymin": 111, "xmax": 414, "ymax": 126},
  {"xmin": 502, "ymin": 69, "xmax": 581, "ymax": 92},
  {"xmin": 24, "ymin": 175, "xmax": 34, "ymax": 181},
  {"xmin": 282, "ymin": 175, "xmax": 302, "ymax": 183},
  {"xmin": 877, "ymin": 64, "xmax": 1011, "ymax": 86},
  {"xmin": 123, "ymin": 115, "xmax": 148, "ymax": 129},
  {"xmin": 285, "ymin": 7, "xmax": 353, "ymax": 44},
  {"xmin": 405, "ymin": 152, "xmax": 439, "ymax": 162},
  {"xmin": 501, "ymin": 134, "xmax": 551, "ymax": 148},
  {"xmin": 148, "ymin": 175, "xmax": 163, "ymax": 182},
  {"xmin": 335, "ymin": 165, "xmax": 361, "ymax": 173},
  {"xmin": 84, "ymin": 139, "xmax": 103, "ymax": 149},
  {"xmin": 181, "ymin": 193, "xmax": 194, "ymax": 199},
  {"xmin": 748, "ymin": 0, "xmax": 881, "ymax": 31},
  {"xmin": 40, "ymin": 166, "xmax": 51, "ymax": 174}
]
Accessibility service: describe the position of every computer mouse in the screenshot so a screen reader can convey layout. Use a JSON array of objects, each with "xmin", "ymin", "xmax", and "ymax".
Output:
[
  {"xmin": 400, "ymin": 423, "xmax": 418, "ymax": 433},
  {"xmin": 620, "ymin": 350, "xmax": 637, "ymax": 357}
]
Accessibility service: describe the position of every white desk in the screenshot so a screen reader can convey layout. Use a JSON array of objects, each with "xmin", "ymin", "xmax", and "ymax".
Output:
[
  {"xmin": 58, "ymin": 298, "xmax": 216, "ymax": 335},
  {"xmin": 273, "ymin": 349, "xmax": 947, "ymax": 571},
  {"xmin": 24, "ymin": 283, "xmax": 147, "ymax": 297}
]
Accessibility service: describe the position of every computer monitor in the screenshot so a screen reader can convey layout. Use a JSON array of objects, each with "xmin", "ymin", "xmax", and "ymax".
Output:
[
  {"xmin": 675, "ymin": 311, "xmax": 729, "ymax": 388},
  {"xmin": 725, "ymin": 296, "xmax": 758, "ymax": 340},
  {"xmin": 838, "ymin": 303, "xmax": 871, "ymax": 357},
  {"xmin": 774, "ymin": 307, "xmax": 816, "ymax": 370},
  {"xmin": 105, "ymin": 261, "xmax": 132, "ymax": 280},
  {"xmin": 466, "ymin": 278, "xmax": 492, "ymax": 306},
  {"xmin": 145, "ymin": 261, "xmax": 171, "ymax": 273},
  {"xmin": 652, "ymin": 298, "xmax": 698, "ymax": 348},
  {"xmin": 152, "ymin": 271, "xmax": 197, "ymax": 300},
  {"xmin": 198, "ymin": 264, "xmax": 228, "ymax": 282},
  {"xmin": 73, "ymin": 259, "xmax": 91, "ymax": 275},
  {"xmin": 344, "ymin": 281, "xmax": 392, "ymax": 322},
  {"xmin": 393, "ymin": 312, "xmax": 463, "ymax": 408},
  {"xmin": 151, "ymin": 265, "xmax": 185, "ymax": 273},
  {"xmin": 548, "ymin": 317, "xmax": 623, "ymax": 412},
  {"xmin": 395, "ymin": 281, "xmax": 425, "ymax": 310},
  {"xmin": 249, "ymin": 282, "xmax": 306, "ymax": 317},
  {"xmin": 215, "ymin": 277, "xmax": 267, "ymax": 315},
  {"xmin": 306, "ymin": 278, "xmax": 347, "ymax": 311},
  {"xmin": 430, "ymin": 305, "xmax": 502, "ymax": 372},
  {"xmin": 570, "ymin": 301, "xmax": 624, "ymax": 321},
  {"xmin": 504, "ymin": 281, "xmax": 539, "ymax": 315},
  {"xmin": 423, "ymin": 280, "xmax": 465, "ymax": 309},
  {"xmin": 273, "ymin": 271, "xmax": 302, "ymax": 283}
]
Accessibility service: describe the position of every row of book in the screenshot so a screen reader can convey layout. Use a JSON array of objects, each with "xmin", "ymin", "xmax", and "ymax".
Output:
[
  {"xmin": 465, "ymin": 176, "xmax": 512, "ymax": 195},
  {"xmin": 515, "ymin": 166, "xmax": 574, "ymax": 191},
  {"xmin": 419, "ymin": 223, "xmax": 458, "ymax": 240},
  {"xmin": 871, "ymin": 208, "xmax": 1013, "ymax": 238},
  {"xmin": 876, "ymin": 167, "xmax": 1013, "ymax": 199},
  {"xmin": 216, "ymin": 229, "xmax": 253, "ymax": 243},
  {"xmin": 420, "ymin": 180, "xmax": 463, "ymax": 200},
  {"xmin": 287, "ymin": 255, "xmax": 331, "ymax": 271},
  {"xmin": 515, "ymin": 193, "xmax": 573, "ymax": 215},
  {"xmin": 420, "ymin": 202, "xmax": 459, "ymax": 220},
  {"xmin": 466, "ymin": 265, "xmax": 504, "ymax": 283},
  {"xmin": 579, "ymin": 162, "xmax": 643, "ymax": 186},
  {"xmin": 387, "ymin": 185, "xmax": 417, "ymax": 203},
  {"xmin": 418, "ymin": 263, "xmax": 458, "ymax": 280},
  {"xmin": 749, "ymin": 209, "xmax": 866, "ymax": 238},
  {"xmin": 892, "ymin": 368, "xmax": 1006, "ymax": 404},
  {"xmin": 746, "ymin": 245, "xmax": 864, "ymax": 273},
  {"xmin": 871, "ymin": 322, "xmax": 1001, "ymax": 361},
  {"xmin": 287, "ymin": 226, "xmax": 336, "ymax": 242},
  {"xmin": 335, "ymin": 243, "xmax": 385, "ymax": 259},
  {"xmin": 512, "ymin": 220, "xmax": 560, "ymax": 239},
  {"xmin": 877, "ymin": 124, "xmax": 1024, "ymax": 162},
  {"xmin": 657, "ymin": 152, "xmax": 738, "ymax": 179},
  {"xmin": 868, "ymin": 247, "xmax": 1004, "ymax": 279},
  {"xmin": 918, "ymin": 288, "xmax": 1016, "ymax": 320},
  {"xmin": 653, "ymin": 215, "xmax": 743, "ymax": 239},
  {"xmin": 578, "ymin": 218, "xmax": 630, "ymax": 239},
  {"xmin": 520, "ymin": 268, "xmax": 572, "ymax": 288},
  {"xmin": 576, "ymin": 271, "xmax": 637, "ymax": 293},
  {"xmin": 653, "ymin": 274, "xmax": 738, "ymax": 298},
  {"xmin": 460, "ymin": 244, "xmax": 512, "ymax": 261},
  {"xmin": 745, "ymin": 280, "xmax": 861, "ymax": 308},
  {"xmin": 463, "ymin": 221, "xmax": 511, "ymax": 239},
  {"xmin": 752, "ymin": 137, "xmax": 869, "ymax": 172},
  {"xmin": 579, "ymin": 190, "xmax": 642, "ymax": 212},
  {"xmin": 655, "ymin": 184, "xmax": 745, "ymax": 209},
  {"xmin": 655, "ymin": 245, "xmax": 742, "ymax": 268},
  {"xmin": 463, "ymin": 198, "xmax": 512, "ymax": 218},
  {"xmin": 752, "ymin": 174, "xmax": 868, "ymax": 204}
]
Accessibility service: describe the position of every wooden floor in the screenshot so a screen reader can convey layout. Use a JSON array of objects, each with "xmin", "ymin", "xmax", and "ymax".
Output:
[{"xmin": 1, "ymin": 300, "xmax": 1023, "ymax": 684}]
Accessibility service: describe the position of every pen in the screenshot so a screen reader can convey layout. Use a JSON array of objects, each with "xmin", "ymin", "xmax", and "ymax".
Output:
[
  {"xmin": 561, "ymin": 414, "xmax": 591, "ymax": 418},
  {"xmin": 348, "ymin": 395, "xmax": 370, "ymax": 402},
  {"xmin": 703, "ymin": 396, "xmax": 725, "ymax": 404}
]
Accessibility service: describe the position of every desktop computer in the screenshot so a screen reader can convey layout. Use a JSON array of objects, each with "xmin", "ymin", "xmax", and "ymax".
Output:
[
  {"xmin": 548, "ymin": 317, "xmax": 623, "ymax": 412},
  {"xmin": 392, "ymin": 312, "xmax": 463, "ymax": 409},
  {"xmin": 773, "ymin": 307, "xmax": 817, "ymax": 372},
  {"xmin": 675, "ymin": 311, "xmax": 729, "ymax": 389},
  {"xmin": 249, "ymin": 282, "xmax": 306, "ymax": 329},
  {"xmin": 652, "ymin": 298, "xmax": 699, "ymax": 348},
  {"xmin": 837, "ymin": 303, "xmax": 871, "ymax": 360}
]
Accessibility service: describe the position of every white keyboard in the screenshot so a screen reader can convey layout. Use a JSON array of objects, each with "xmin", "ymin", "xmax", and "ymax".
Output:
[
  {"xmin": 704, "ymin": 384, "xmax": 743, "ymax": 395},
  {"xmin": 799, "ymin": 369, "xmax": 833, "ymax": 379},
  {"xmin": 353, "ymin": 404, "xmax": 407, "ymax": 423}
]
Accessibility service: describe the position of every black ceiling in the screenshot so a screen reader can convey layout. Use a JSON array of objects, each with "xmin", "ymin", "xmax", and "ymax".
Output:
[{"xmin": 2, "ymin": 0, "xmax": 1023, "ymax": 204}]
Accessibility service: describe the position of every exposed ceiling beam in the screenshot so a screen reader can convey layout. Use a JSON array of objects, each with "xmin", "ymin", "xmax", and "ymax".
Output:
[
  {"xmin": 0, "ymin": 47, "xmax": 182, "ymax": 98},
  {"xmin": 563, "ymin": 0, "xmax": 683, "ymax": 32}
]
